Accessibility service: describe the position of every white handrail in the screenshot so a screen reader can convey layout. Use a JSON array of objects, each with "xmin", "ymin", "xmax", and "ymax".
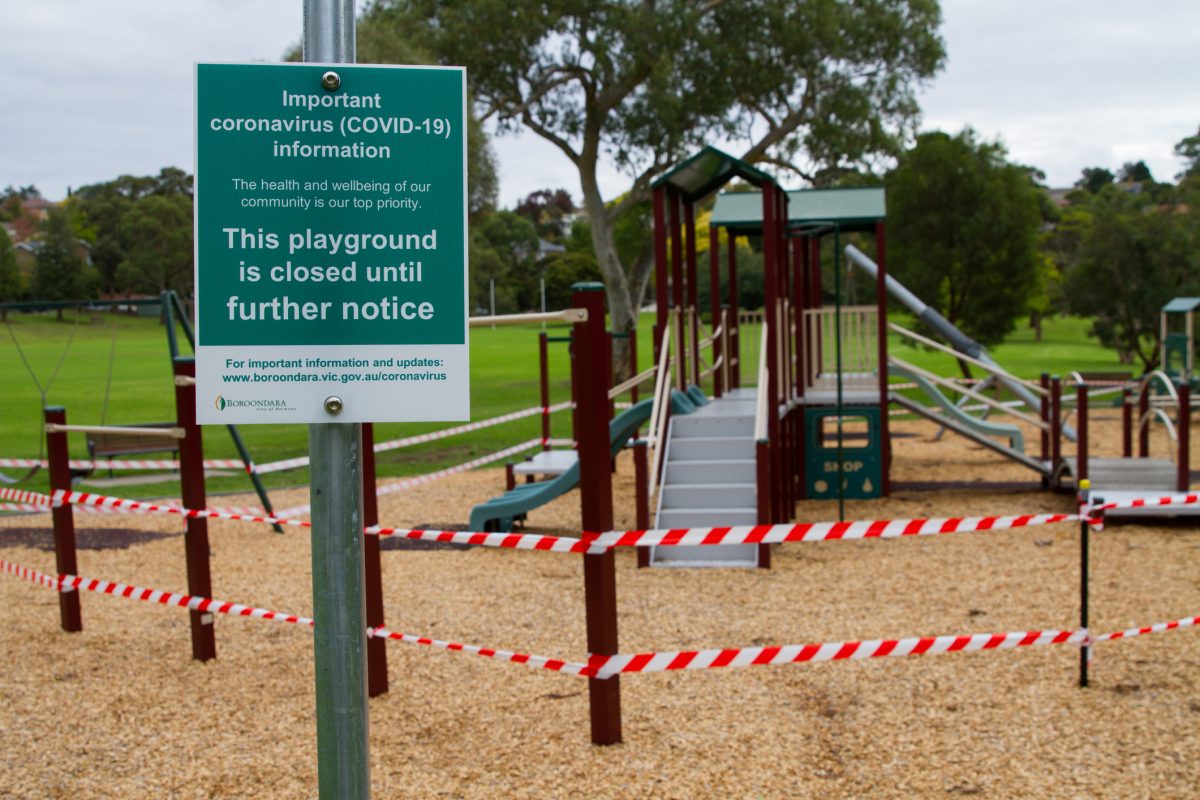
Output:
[
  {"xmin": 44, "ymin": 423, "xmax": 186, "ymax": 439},
  {"xmin": 754, "ymin": 321, "xmax": 770, "ymax": 441},
  {"xmin": 890, "ymin": 355, "xmax": 1049, "ymax": 432},
  {"xmin": 888, "ymin": 321, "xmax": 1046, "ymax": 395},
  {"xmin": 646, "ymin": 316, "xmax": 675, "ymax": 501},
  {"xmin": 1137, "ymin": 369, "xmax": 1179, "ymax": 407},
  {"xmin": 468, "ymin": 308, "xmax": 587, "ymax": 327},
  {"xmin": 700, "ymin": 354, "xmax": 724, "ymax": 379},
  {"xmin": 607, "ymin": 366, "xmax": 657, "ymax": 400}
]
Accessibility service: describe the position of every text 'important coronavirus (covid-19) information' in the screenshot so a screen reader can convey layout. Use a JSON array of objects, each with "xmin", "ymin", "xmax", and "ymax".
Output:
[{"xmin": 194, "ymin": 62, "xmax": 468, "ymax": 425}]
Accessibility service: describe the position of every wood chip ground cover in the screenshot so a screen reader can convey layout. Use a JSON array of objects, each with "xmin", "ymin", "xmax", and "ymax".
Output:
[{"xmin": 1, "ymin": 415, "xmax": 1197, "ymax": 798}]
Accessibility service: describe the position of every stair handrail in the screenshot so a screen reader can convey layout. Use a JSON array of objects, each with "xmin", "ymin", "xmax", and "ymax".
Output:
[
  {"xmin": 889, "ymin": 321, "xmax": 1046, "ymax": 395},
  {"xmin": 720, "ymin": 308, "xmax": 732, "ymax": 392},
  {"xmin": 889, "ymin": 355, "xmax": 1049, "ymax": 432},
  {"xmin": 754, "ymin": 319, "xmax": 770, "ymax": 442},
  {"xmin": 646, "ymin": 313, "xmax": 676, "ymax": 500}
]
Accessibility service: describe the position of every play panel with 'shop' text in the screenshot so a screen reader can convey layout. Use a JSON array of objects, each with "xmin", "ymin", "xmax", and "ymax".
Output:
[{"xmin": 194, "ymin": 62, "xmax": 468, "ymax": 425}]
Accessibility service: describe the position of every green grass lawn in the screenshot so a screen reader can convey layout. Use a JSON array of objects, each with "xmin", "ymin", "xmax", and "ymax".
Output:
[
  {"xmin": 0, "ymin": 310, "xmax": 660, "ymax": 498},
  {"xmin": 0, "ymin": 308, "xmax": 1124, "ymax": 500}
]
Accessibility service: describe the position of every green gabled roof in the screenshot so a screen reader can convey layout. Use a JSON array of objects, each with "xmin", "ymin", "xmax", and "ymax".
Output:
[
  {"xmin": 651, "ymin": 146, "xmax": 776, "ymax": 201},
  {"xmin": 1163, "ymin": 297, "xmax": 1200, "ymax": 313},
  {"xmin": 711, "ymin": 186, "xmax": 886, "ymax": 234}
]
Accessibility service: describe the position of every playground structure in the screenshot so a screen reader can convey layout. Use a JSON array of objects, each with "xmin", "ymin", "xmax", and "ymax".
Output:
[{"xmin": 1, "ymin": 147, "xmax": 1198, "ymax": 765}]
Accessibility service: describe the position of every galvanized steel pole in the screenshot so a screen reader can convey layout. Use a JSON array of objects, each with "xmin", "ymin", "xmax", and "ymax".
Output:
[{"xmin": 304, "ymin": 2, "xmax": 371, "ymax": 798}]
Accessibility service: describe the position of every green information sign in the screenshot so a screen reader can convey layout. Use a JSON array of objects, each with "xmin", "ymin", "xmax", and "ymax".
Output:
[{"xmin": 195, "ymin": 62, "xmax": 468, "ymax": 424}]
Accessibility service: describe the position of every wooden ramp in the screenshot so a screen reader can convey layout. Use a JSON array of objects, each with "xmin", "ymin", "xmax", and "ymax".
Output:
[{"xmin": 1062, "ymin": 457, "xmax": 1200, "ymax": 519}]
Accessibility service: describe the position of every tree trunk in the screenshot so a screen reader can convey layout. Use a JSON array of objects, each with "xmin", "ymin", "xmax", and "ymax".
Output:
[{"xmin": 580, "ymin": 163, "xmax": 637, "ymax": 381}]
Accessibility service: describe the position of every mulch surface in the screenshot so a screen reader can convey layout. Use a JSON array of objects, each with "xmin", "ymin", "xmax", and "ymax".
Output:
[{"xmin": 0, "ymin": 414, "xmax": 1198, "ymax": 798}]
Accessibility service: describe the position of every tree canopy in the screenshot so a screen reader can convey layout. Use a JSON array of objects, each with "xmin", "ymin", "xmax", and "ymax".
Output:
[
  {"xmin": 0, "ymin": 225, "xmax": 20, "ymax": 312},
  {"xmin": 1052, "ymin": 186, "xmax": 1200, "ymax": 368},
  {"xmin": 887, "ymin": 129, "xmax": 1044, "ymax": 348},
  {"xmin": 33, "ymin": 207, "xmax": 91, "ymax": 315},
  {"xmin": 362, "ymin": 0, "xmax": 945, "ymax": 370}
]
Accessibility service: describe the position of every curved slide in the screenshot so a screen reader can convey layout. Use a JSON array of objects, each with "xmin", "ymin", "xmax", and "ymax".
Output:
[
  {"xmin": 469, "ymin": 398, "xmax": 656, "ymax": 532},
  {"xmin": 888, "ymin": 363, "xmax": 1050, "ymax": 476},
  {"xmin": 888, "ymin": 362, "xmax": 1024, "ymax": 451},
  {"xmin": 845, "ymin": 244, "xmax": 1076, "ymax": 443}
]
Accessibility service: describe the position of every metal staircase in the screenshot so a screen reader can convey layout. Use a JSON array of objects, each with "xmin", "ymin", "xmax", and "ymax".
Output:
[{"xmin": 650, "ymin": 388, "xmax": 761, "ymax": 567}]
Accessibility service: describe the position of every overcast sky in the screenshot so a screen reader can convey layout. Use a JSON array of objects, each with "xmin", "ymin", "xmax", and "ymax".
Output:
[{"xmin": 2, "ymin": 1, "xmax": 1197, "ymax": 206}]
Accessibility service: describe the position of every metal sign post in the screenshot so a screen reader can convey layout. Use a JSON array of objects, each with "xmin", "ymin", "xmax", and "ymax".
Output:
[
  {"xmin": 196, "ymin": 1, "xmax": 467, "ymax": 793},
  {"xmin": 305, "ymin": 5, "xmax": 368, "ymax": 798}
]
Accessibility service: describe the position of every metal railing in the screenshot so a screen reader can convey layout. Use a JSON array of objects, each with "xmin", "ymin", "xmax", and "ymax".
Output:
[
  {"xmin": 646, "ymin": 313, "xmax": 676, "ymax": 500},
  {"xmin": 804, "ymin": 305, "xmax": 879, "ymax": 392},
  {"xmin": 754, "ymin": 320, "xmax": 770, "ymax": 442}
]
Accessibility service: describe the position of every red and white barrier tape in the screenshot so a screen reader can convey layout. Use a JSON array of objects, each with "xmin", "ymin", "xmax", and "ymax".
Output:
[
  {"xmin": 586, "ymin": 628, "xmax": 1088, "ymax": 679},
  {"xmin": 1091, "ymin": 494, "xmax": 1200, "ymax": 513},
  {"xmin": 368, "ymin": 525, "xmax": 590, "ymax": 553},
  {"xmin": 372, "ymin": 401, "xmax": 572, "ymax": 455},
  {"xmin": 273, "ymin": 438, "xmax": 551, "ymax": 518},
  {"xmin": 377, "ymin": 439, "xmax": 544, "ymax": 498},
  {"xmin": 253, "ymin": 402, "xmax": 574, "ymax": 475},
  {"xmin": 370, "ymin": 627, "xmax": 590, "ymax": 676},
  {"xmin": 1, "ymin": 558, "xmax": 61, "ymax": 590},
  {"xmin": 51, "ymin": 490, "xmax": 307, "ymax": 529},
  {"xmin": 0, "ymin": 503, "xmax": 49, "ymax": 513},
  {"xmin": 590, "ymin": 513, "xmax": 1080, "ymax": 551},
  {"xmin": 0, "ymin": 487, "xmax": 53, "ymax": 506},
  {"xmin": 0, "ymin": 557, "xmax": 590, "ymax": 676},
  {"xmin": 0, "ymin": 457, "xmax": 246, "ymax": 472},
  {"xmin": 1095, "ymin": 615, "xmax": 1200, "ymax": 642}
]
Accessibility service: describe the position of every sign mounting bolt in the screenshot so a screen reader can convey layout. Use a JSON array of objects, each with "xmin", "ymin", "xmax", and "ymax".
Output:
[
  {"xmin": 321, "ymin": 71, "xmax": 341, "ymax": 91},
  {"xmin": 324, "ymin": 396, "xmax": 344, "ymax": 415}
]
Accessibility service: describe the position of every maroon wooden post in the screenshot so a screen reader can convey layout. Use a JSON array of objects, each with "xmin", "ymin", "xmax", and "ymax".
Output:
[
  {"xmin": 44, "ymin": 406, "xmax": 82, "ymax": 632},
  {"xmin": 1050, "ymin": 376, "xmax": 1063, "ymax": 477},
  {"xmin": 762, "ymin": 186, "xmax": 780, "ymax": 524},
  {"xmin": 606, "ymin": 331, "xmax": 616, "ymax": 422},
  {"xmin": 634, "ymin": 440, "xmax": 650, "ymax": 568},
  {"xmin": 685, "ymin": 201, "xmax": 701, "ymax": 388},
  {"xmin": 875, "ymin": 221, "xmax": 891, "ymax": 495},
  {"xmin": 669, "ymin": 191, "xmax": 686, "ymax": 390},
  {"xmin": 1076, "ymin": 384, "xmax": 1088, "ymax": 486},
  {"xmin": 628, "ymin": 328, "xmax": 639, "ymax": 405},
  {"xmin": 754, "ymin": 440, "xmax": 772, "ymax": 569},
  {"xmin": 360, "ymin": 421, "xmax": 388, "ymax": 697},
  {"xmin": 710, "ymin": 223, "xmax": 723, "ymax": 397},
  {"xmin": 173, "ymin": 357, "xmax": 216, "ymax": 662},
  {"xmin": 569, "ymin": 333, "xmax": 580, "ymax": 447},
  {"xmin": 539, "ymin": 332, "xmax": 551, "ymax": 450},
  {"xmin": 1040, "ymin": 373, "xmax": 1051, "ymax": 489},
  {"xmin": 809, "ymin": 235, "xmax": 823, "ymax": 375},
  {"xmin": 652, "ymin": 187, "xmax": 669, "ymax": 357},
  {"xmin": 1138, "ymin": 381, "xmax": 1150, "ymax": 457},
  {"xmin": 1178, "ymin": 384, "xmax": 1190, "ymax": 492},
  {"xmin": 1122, "ymin": 387, "xmax": 1133, "ymax": 458},
  {"xmin": 572, "ymin": 283, "xmax": 621, "ymax": 745},
  {"xmin": 728, "ymin": 232, "xmax": 740, "ymax": 388}
]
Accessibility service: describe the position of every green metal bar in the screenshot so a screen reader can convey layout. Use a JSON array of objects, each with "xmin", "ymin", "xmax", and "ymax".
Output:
[
  {"xmin": 162, "ymin": 291, "xmax": 281, "ymax": 532},
  {"xmin": 161, "ymin": 291, "xmax": 181, "ymax": 361},
  {"xmin": 834, "ymin": 227, "xmax": 845, "ymax": 522}
]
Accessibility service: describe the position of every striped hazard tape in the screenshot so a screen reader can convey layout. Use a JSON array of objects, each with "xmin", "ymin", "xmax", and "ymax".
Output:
[
  {"xmin": 1091, "ymin": 494, "xmax": 1200, "ymax": 513},
  {"xmin": 276, "ymin": 437, "xmax": 549, "ymax": 518},
  {"xmin": 0, "ymin": 557, "xmax": 590, "ymax": 676},
  {"xmin": 1095, "ymin": 615, "xmax": 1200, "ymax": 642},
  {"xmin": 587, "ymin": 628, "xmax": 1088, "ymax": 678},
  {"xmin": 0, "ymin": 487, "xmax": 53, "ymax": 506},
  {"xmin": 1, "ymin": 557, "xmax": 1195, "ymax": 681},
  {"xmin": 590, "ymin": 513, "xmax": 1081, "ymax": 550},
  {"xmin": 254, "ymin": 402, "xmax": 574, "ymax": 475},
  {"xmin": 0, "ymin": 457, "xmax": 246, "ymax": 472}
]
